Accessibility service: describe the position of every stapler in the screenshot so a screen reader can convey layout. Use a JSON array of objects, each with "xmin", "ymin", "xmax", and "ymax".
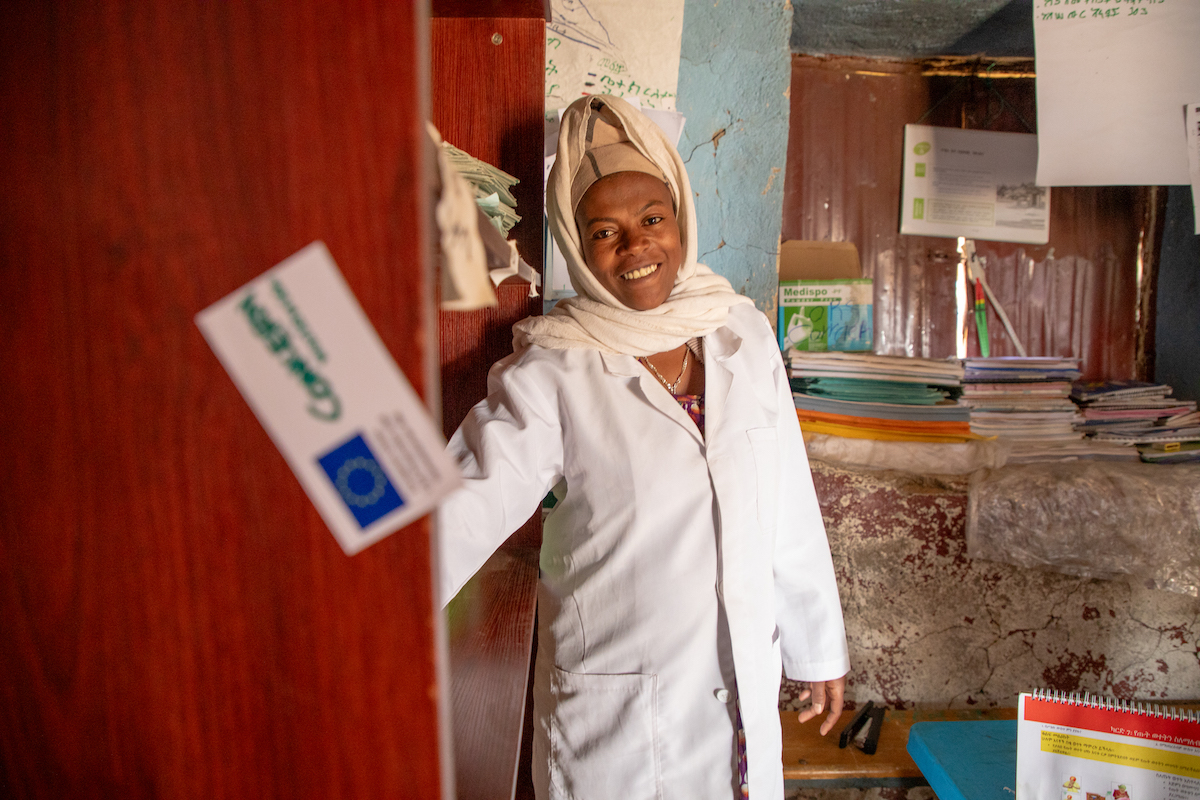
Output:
[
  {"xmin": 838, "ymin": 701, "xmax": 885, "ymax": 755},
  {"xmin": 838, "ymin": 701, "xmax": 874, "ymax": 748},
  {"xmin": 857, "ymin": 706, "xmax": 885, "ymax": 755}
]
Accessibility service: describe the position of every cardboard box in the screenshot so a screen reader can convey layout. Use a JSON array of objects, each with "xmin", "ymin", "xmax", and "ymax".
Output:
[
  {"xmin": 777, "ymin": 241, "xmax": 873, "ymax": 352},
  {"xmin": 778, "ymin": 240, "xmax": 862, "ymax": 282}
]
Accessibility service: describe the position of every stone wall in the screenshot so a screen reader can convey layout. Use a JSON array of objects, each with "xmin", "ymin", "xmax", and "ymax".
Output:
[{"xmin": 780, "ymin": 462, "xmax": 1200, "ymax": 711}]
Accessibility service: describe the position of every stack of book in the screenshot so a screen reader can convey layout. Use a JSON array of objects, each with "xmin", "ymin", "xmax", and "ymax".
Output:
[
  {"xmin": 1138, "ymin": 441, "xmax": 1200, "ymax": 464},
  {"xmin": 788, "ymin": 352, "xmax": 970, "ymax": 442},
  {"xmin": 959, "ymin": 357, "xmax": 1104, "ymax": 462},
  {"xmin": 1070, "ymin": 380, "xmax": 1200, "ymax": 462}
]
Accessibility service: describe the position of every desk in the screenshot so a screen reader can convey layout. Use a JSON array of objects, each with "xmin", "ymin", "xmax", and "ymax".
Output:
[{"xmin": 906, "ymin": 720, "xmax": 1018, "ymax": 800}]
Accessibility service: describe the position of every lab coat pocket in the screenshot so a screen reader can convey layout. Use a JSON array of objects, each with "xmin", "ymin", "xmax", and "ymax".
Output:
[
  {"xmin": 548, "ymin": 667, "xmax": 661, "ymax": 800},
  {"xmin": 746, "ymin": 428, "xmax": 780, "ymax": 535}
]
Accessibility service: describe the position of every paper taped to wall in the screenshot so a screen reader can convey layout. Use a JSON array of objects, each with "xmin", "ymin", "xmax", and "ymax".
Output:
[
  {"xmin": 1033, "ymin": 1, "xmax": 1200, "ymax": 186},
  {"xmin": 545, "ymin": 0, "xmax": 684, "ymax": 111},
  {"xmin": 1188, "ymin": 102, "xmax": 1200, "ymax": 232},
  {"xmin": 901, "ymin": 124, "xmax": 1049, "ymax": 245}
]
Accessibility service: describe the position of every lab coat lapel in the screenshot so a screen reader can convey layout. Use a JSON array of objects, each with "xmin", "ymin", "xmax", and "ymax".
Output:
[
  {"xmin": 703, "ymin": 324, "xmax": 750, "ymax": 660},
  {"xmin": 599, "ymin": 350, "xmax": 704, "ymax": 445},
  {"xmin": 703, "ymin": 325, "xmax": 742, "ymax": 442}
]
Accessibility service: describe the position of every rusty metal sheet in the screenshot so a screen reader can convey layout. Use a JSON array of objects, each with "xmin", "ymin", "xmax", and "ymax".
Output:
[{"xmin": 784, "ymin": 55, "xmax": 1141, "ymax": 379}]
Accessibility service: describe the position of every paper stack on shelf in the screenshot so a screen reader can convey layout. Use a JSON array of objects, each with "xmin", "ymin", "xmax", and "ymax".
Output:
[
  {"xmin": 1138, "ymin": 439, "xmax": 1200, "ymax": 464},
  {"xmin": 962, "ymin": 356, "xmax": 1082, "ymax": 383},
  {"xmin": 1069, "ymin": 380, "xmax": 1200, "ymax": 460},
  {"xmin": 960, "ymin": 357, "xmax": 1096, "ymax": 462},
  {"xmin": 440, "ymin": 141, "xmax": 521, "ymax": 234},
  {"xmin": 788, "ymin": 351, "xmax": 971, "ymax": 442}
]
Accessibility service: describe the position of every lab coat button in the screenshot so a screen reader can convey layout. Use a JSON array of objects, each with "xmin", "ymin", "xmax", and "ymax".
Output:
[{"xmin": 715, "ymin": 688, "xmax": 731, "ymax": 703}]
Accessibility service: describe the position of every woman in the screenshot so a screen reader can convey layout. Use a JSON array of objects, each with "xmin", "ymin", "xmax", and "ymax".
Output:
[{"xmin": 437, "ymin": 94, "xmax": 848, "ymax": 800}]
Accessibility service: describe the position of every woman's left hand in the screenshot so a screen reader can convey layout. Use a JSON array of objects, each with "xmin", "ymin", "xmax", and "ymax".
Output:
[{"xmin": 796, "ymin": 675, "xmax": 847, "ymax": 736}]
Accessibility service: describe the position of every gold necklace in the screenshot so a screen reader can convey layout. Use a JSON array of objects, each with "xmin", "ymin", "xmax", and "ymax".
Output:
[{"xmin": 640, "ymin": 348, "xmax": 690, "ymax": 395}]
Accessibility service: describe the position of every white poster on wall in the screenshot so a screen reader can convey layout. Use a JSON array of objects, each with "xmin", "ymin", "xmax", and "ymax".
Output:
[
  {"xmin": 1033, "ymin": 0, "xmax": 1200, "ymax": 186},
  {"xmin": 900, "ymin": 124, "xmax": 1050, "ymax": 245},
  {"xmin": 545, "ymin": 0, "xmax": 685, "ymax": 112}
]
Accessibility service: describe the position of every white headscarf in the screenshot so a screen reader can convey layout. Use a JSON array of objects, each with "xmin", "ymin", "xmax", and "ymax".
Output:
[{"xmin": 512, "ymin": 95, "xmax": 751, "ymax": 357}]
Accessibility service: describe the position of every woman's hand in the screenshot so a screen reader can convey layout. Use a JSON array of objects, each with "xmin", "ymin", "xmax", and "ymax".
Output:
[{"xmin": 796, "ymin": 675, "xmax": 846, "ymax": 736}]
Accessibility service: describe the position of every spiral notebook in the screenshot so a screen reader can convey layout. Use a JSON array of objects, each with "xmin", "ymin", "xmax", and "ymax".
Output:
[{"xmin": 1017, "ymin": 690, "xmax": 1200, "ymax": 800}]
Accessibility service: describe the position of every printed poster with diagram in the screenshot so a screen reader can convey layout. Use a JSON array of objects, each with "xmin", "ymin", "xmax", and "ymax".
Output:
[
  {"xmin": 900, "ymin": 124, "xmax": 1050, "ymax": 245},
  {"xmin": 1017, "ymin": 691, "xmax": 1200, "ymax": 800},
  {"xmin": 196, "ymin": 242, "xmax": 462, "ymax": 556}
]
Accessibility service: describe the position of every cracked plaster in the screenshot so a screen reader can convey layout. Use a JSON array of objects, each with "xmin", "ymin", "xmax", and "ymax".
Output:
[
  {"xmin": 786, "ymin": 789, "xmax": 937, "ymax": 800},
  {"xmin": 779, "ymin": 463, "xmax": 1200, "ymax": 713},
  {"xmin": 678, "ymin": 0, "xmax": 793, "ymax": 316}
]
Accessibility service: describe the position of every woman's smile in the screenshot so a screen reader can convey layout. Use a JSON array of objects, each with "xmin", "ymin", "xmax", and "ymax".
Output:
[{"xmin": 622, "ymin": 263, "xmax": 659, "ymax": 280}]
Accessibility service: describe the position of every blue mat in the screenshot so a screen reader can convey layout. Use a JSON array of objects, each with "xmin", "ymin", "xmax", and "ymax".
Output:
[{"xmin": 906, "ymin": 720, "xmax": 1017, "ymax": 800}]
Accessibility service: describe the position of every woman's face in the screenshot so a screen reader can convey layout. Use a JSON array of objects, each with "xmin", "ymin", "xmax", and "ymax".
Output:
[{"xmin": 574, "ymin": 171, "xmax": 683, "ymax": 311}]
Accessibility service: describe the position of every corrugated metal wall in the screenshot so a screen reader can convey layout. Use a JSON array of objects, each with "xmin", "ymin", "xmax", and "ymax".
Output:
[{"xmin": 783, "ymin": 55, "xmax": 1143, "ymax": 379}]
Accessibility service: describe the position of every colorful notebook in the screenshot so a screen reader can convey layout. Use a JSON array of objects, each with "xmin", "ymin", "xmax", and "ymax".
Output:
[{"xmin": 1017, "ymin": 690, "xmax": 1200, "ymax": 800}]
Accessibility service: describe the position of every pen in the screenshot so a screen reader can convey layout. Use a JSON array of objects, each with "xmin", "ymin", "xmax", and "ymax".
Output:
[{"xmin": 974, "ymin": 277, "xmax": 990, "ymax": 358}]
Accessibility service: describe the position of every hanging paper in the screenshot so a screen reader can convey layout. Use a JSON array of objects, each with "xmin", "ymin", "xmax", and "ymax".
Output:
[
  {"xmin": 900, "ymin": 124, "xmax": 1050, "ymax": 245},
  {"xmin": 1187, "ymin": 102, "xmax": 1200, "ymax": 232},
  {"xmin": 1033, "ymin": 0, "xmax": 1200, "ymax": 186},
  {"xmin": 545, "ymin": 0, "xmax": 684, "ymax": 111}
]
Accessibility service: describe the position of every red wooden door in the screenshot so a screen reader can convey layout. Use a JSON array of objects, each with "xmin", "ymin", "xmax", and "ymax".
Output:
[{"xmin": 0, "ymin": 2, "xmax": 448, "ymax": 797}]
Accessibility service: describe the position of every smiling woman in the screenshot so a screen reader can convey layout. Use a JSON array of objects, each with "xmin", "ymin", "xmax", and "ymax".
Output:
[{"xmin": 436, "ymin": 95, "xmax": 850, "ymax": 800}]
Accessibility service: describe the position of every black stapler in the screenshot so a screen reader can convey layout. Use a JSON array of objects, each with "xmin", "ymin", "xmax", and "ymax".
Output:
[{"xmin": 837, "ymin": 701, "xmax": 885, "ymax": 755}]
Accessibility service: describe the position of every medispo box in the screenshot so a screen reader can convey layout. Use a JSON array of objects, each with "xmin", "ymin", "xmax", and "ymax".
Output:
[
  {"xmin": 777, "ymin": 279, "xmax": 874, "ymax": 351},
  {"xmin": 776, "ymin": 240, "xmax": 873, "ymax": 352}
]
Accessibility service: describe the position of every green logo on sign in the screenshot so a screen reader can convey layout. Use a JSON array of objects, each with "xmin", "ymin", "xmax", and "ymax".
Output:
[
  {"xmin": 240, "ymin": 293, "xmax": 342, "ymax": 422},
  {"xmin": 913, "ymin": 142, "xmax": 930, "ymax": 155},
  {"xmin": 913, "ymin": 198, "xmax": 925, "ymax": 219}
]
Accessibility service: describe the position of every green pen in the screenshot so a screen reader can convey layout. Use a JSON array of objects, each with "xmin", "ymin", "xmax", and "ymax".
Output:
[{"xmin": 974, "ymin": 278, "xmax": 990, "ymax": 358}]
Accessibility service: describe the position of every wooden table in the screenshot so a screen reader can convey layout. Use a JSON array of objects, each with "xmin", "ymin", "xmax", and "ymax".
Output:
[{"xmin": 781, "ymin": 706, "xmax": 1019, "ymax": 789}]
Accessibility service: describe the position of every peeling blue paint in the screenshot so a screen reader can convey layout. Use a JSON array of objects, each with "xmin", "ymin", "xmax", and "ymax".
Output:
[{"xmin": 678, "ymin": 0, "xmax": 793, "ymax": 318}]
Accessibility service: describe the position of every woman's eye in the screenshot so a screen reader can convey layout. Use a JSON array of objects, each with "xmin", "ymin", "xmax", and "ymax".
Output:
[
  {"xmin": 593, "ymin": 229, "xmax": 614, "ymax": 240},
  {"xmin": 645, "ymin": 216, "xmax": 663, "ymax": 226}
]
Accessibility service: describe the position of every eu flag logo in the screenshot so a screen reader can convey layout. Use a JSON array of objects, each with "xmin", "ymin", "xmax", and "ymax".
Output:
[{"xmin": 317, "ymin": 434, "xmax": 404, "ymax": 529}]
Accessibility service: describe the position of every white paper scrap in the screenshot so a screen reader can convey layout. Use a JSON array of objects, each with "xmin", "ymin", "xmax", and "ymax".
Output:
[
  {"xmin": 1033, "ymin": 0, "xmax": 1200, "ymax": 186},
  {"xmin": 546, "ymin": 0, "xmax": 684, "ymax": 111},
  {"xmin": 196, "ymin": 242, "xmax": 462, "ymax": 555},
  {"xmin": 429, "ymin": 123, "xmax": 497, "ymax": 312}
]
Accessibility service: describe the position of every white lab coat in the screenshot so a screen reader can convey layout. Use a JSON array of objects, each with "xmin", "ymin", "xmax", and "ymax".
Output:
[{"xmin": 438, "ymin": 303, "xmax": 848, "ymax": 800}]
